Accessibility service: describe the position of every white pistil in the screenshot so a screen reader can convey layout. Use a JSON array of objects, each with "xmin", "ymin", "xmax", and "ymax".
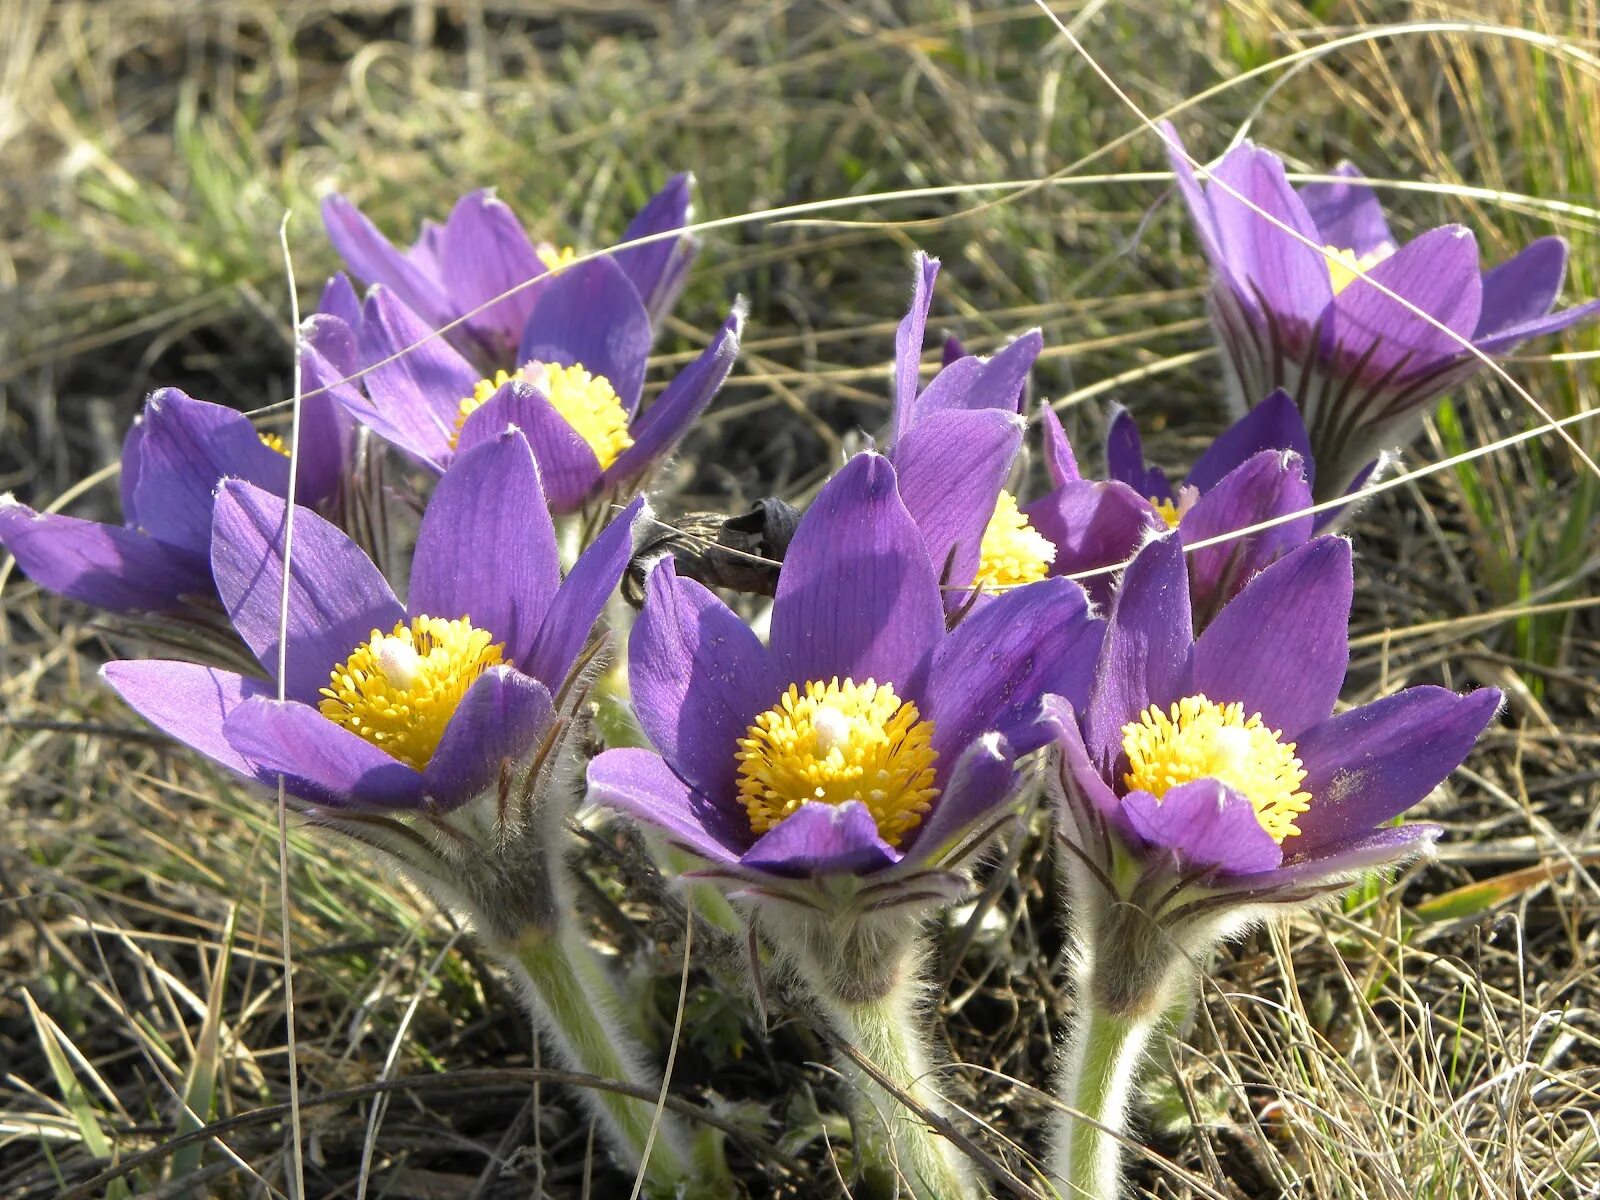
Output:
[
  {"xmin": 811, "ymin": 705, "xmax": 852, "ymax": 757},
  {"xmin": 372, "ymin": 635, "xmax": 422, "ymax": 690}
]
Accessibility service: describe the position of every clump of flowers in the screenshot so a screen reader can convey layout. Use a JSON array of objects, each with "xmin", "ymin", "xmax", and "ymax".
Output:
[
  {"xmin": 1162, "ymin": 120, "xmax": 1600, "ymax": 499},
  {"xmin": 351, "ymin": 262, "xmax": 743, "ymax": 513},
  {"xmin": 589, "ymin": 451, "xmax": 1103, "ymax": 1195},
  {"xmin": 323, "ymin": 175, "xmax": 698, "ymax": 360},
  {"xmin": 1030, "ymin": 389, "xmax": 1315, "ymax": 620},
  {"xmin": 99, "ymin": 431, "xmax": 711, "ymax": 1190},
  {"xmin": 0, "ymin": 282, "xmax": 356, "ymax": 625},
  {"xmin": 2, "ymin": 132, "xmax": 1534, "ymax": 1200},
  {"xmin": 1040, "ymin": 532, "xmax": 1500, "ymax": 1197}
]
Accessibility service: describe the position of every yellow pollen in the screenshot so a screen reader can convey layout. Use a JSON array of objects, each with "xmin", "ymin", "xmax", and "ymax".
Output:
[
  {"xmin": 736, "ymin": 678, "xmax": 939, "ymax": 848},
  {"xmin": 974, "ymin": 490, "xmax": 1056, "ymax": 590},
  {"xmin": 1150, "ymin": 496, "xmax": 1181, "ymax": 529},
  {"xmin": 319, "ymin": 615, "xmax": 505, "ymax": 771},
  {"xmin": 1324, "ymin": 244, "xmax": 1395, "ymax": 295},
  {"xmin": 259, "ymin": 432, "xmax": 290, "ymax": 456},
  {"xmin": 1121, "ymin": 695, "xmax": 1311, "ymax": 843},
  {"xmin": 450, "ymin": 360, "xmax": 634, "ymax": 467},
  {"xmin": 538, "ymin": 244, "xmax": 578, "ymax": 272}
]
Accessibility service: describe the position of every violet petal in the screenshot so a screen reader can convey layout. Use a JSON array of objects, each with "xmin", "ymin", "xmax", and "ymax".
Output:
[
  {"xmin": 629, "ymin": 558, "xmax": 778, "ymax": 820},
  {"xmin": 132, "ymin": 388, "xmax": 290, "ymax": 555},
  {"xmin": 321, "ymin": 194, "xmax": 451, "ymax": 330},
  {"xmin": 904, "ymin": 734, "xmax": 1019, "ymax": 867},
  {"xmin": 1104, "ymin": 406, "xmax": 1151, "ymax": 494},
  {"xmin": 1297, "ymin": 162, "xmax": 1394, "ymax": 258},
  {"xmin": 292, "ymin": 320, "xmax": 359, "ymax": 508},
  {"xmin": 356, "ymin": 286, "xmax": 480, "ymax": 469},
  {"xmin": 1192, "ymin": 535, "xmax": 1350, "ymax": 740},
  {"xmin": 316, "ymin": 272, "xmax": 362, "ymax": 328},
  {"xmin": 1025, "ymin": 479, "xmax": 1165, "ymax": 609},
  {"xmin": 101, "ymin": 660, "xmax": 271, "ymax": 779},
  {"xmin": 1121, "ymin": 778, "xmax": 1284, "ymax": 875},
  {"xmin": 1185, "ymin": 389, "xmax": 1312, "ymax": 494},
  {"xmin": 1293, "ymin": 685, "xmax": 1501, "ymax": 852},
  {"xmin": 119, "ymin": 418, "xmax": 145, "ymax": 523},
  {"xmin": 223, "ymin": 697, "xmax": 425, "ymax": 809},
  {"xmin": 1039, "ymin": 694, "xmax": 1121, "ymax": 823},
  {"xmin": 456, "ymin": 381, "xmax": 605, "ymax": 514},
  {"xmin": 1475, "ymin": 235, "xmax": 1567, "ymax": 338},
  {"xmin": 211, "ymin": 480, "xmax": 404, "ymax": 705},
  {"xmin": 605, "ymin": 304, "xmax": 743, "ymax": 488},
  {"xmin": 892, "ymin": 407, "xmax": 1022, "ymax": 593},
  {"xmin": 892, "ymin": 252, "xmax": 941, "ymax": 439},
  {"xmin": 525, "ymin": 495, "xmax": 645, "ymax": 690},
  {"xmin": 1207, "ymin": 140, "xmax": 1332, "ymax": 336},
  {"xmin": 516, "ymin": 256, "xmax": 653, "ymax": 414},
  {"xmin": 1081, "ymin": 533, "xmax": 1195, "ymax": 769},
  {"xmin": 1039, "ymin": 405, "xmax": 1080, "ymax": 488},
  {"xmin": 440, "ymin": 189, "xmax": 544, "ymax": 356},
  {"xmin": 1331, "ymin": 225, "xmax": 1483, "ymax": 376},
  {"xmin": 613, "ymin": 173, "xmax": 698, "ymax": 322},
  {"xmin": 924, "ymin": 577, "xmax": 1102, "ymax": 761},
  {"xmin": 0, "ymin": 501, "xmax": 208, "ymax": 614},
  {"xmin": 1473, "ymin": 298, "xmax": 1600, "ymax": 356},
  {"xmin": 738, "ymin": 800, "xmax": 901, "ymax": 878},
  {"xmin": 408, "ymin": 427, "xmax": 559, "ymax": 667},
  {"xmin": 1181, "ymin": 449, "xmax": 1315, "ymax": 623},
  {"xmin": 586, "ymin": 747, "xmax": 744, "ymax": 865},
  {"xmin": 1158, "ymin": 121, "xmax": 1248, "ymax": 300},
  {"xmin": 421, "ymin": 667, "xmax": 556, "ymax": 809},
  {"xmin": 769, "ymin": 453, "xmax": 943, "ymax": 697},
  {"xmin": 1243, "ymin": 824, "xmax": 1441, "ymax": 890},
  {"xmin": 915, "ymin": 329, "xmax": 1042, "ymax": 418}
]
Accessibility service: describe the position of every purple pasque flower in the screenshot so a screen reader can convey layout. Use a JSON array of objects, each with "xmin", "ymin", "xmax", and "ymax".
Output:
[
  {"xmin": 102, "ymin": 427, "xmax": 644, "ymax": 814},
  {"xmin": 586, "ymin": 451, "xmax": 1104, "ymax": 913},
  {"xmin": 1161, "ymin": 122, "xmax": 1600, "ymax": 501},
  {"xmin": 1027, "ymin": 389, "xmax": 1316, "ymax": 622},
  {"xmin": 0, "ymin": 321, "xmax": 354, "ymax": 617},
  {"xmin": 347, "ymin": 259, "xmax": 742, "ymax": 515},
  {"xmin": 885, "ymin": 252, "xmax": 1049, "ymax": 603},
  {"xmin": 321, "ymin": 175, "xmax": 698, "ymax": 362},
  {"xmin": 1043, "ymin": 531, "xmax": 1501, "ymax": 911}
]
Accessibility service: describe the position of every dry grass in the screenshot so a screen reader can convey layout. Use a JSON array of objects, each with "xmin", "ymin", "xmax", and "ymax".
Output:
[{"xmin": 1, "ymin": 1, "xmax": 1597, "ymax": 1196}]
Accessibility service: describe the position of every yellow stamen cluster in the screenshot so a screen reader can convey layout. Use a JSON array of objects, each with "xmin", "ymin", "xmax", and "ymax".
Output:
[
  {"xmin": 1149, "ymin": 496, "xmax": 1181, "ymax": 529},
  {"xmin": 450, "ymin": 361, "xmax": 634, "ymax": 468},
  {"xmin": 1324, "ymin": 244, "xmax": 1396, "ymax": 295},
  {"xmin": 1121, "ymin": 694, "xmax": 1310, "ymax": 843},
  {"xmin": 538, "ymin": 244, "xmax": 579, "ymax": 272},
  {"xmin": 259, "ymin": 432, "xmax": 290, "ymax": 456},
  {"xmin": 319, "ymin": 616, "xmax": 505, "ymax": 771},
  {"xmin": 974, "ymin": 490, "xmax": 1057, "ymax": 591},
  {"xmin": 736, "ymin": 678, "xmax": 939, "ymax": 848}
]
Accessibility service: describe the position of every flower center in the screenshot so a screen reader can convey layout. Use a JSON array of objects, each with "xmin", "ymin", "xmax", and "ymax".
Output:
[
  {"xmin": 319, "ymin": 615, "xmax": 505, "ymax": 770},
  {"xmin": 974, "ymin": 490, "xmax": 1056, "ymax": 590},
  {"xmin": 1324, "ymin": 244, "xmax": 1395, "ymax": 295},
  {"xmin": 1149, "ymin": 496, "xmax": 1181, "ymax": 529},
  {"xmin": 1121, "ymin": 694, "xmax": 1310, "ymax": 843},
  {"xmin": 736, "ymin": 677, "xmax": 939, "ymax": 848},
  {"xmin": 538, "ymin": 244, "xmax": 578, "ymax": 272},
  {"xmin": 450, "ymin": 361, "xmax": 634, "ymax": 467},
  {"xmin": 259, "ymin": 432, "xmax": 290, "ymax": 456}
]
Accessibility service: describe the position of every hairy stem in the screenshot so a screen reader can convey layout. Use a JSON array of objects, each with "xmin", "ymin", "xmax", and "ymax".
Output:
[
  {"xmin": 815, "ymin": 980, "xmax": 978, "ymax": 1200},
  {"xmin": 1049, "ymin": 996, "xmax": 1156, "ymax": 1199},
  {"xmin": 499, "ymin": 925, "xmax": 693, "ymax": 1193}
]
